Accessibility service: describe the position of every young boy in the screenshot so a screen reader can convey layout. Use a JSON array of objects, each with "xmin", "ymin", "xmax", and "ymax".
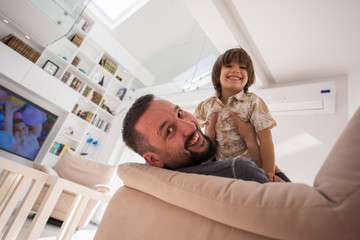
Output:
[{"xmin": 194, "ymin": 48, "xmax": 290, "ymax": 182}]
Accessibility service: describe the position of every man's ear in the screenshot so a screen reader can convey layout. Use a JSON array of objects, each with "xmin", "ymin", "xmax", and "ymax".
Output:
[{"xmin": 143, "ymin": 152, "xmax": 164, "ymax": 168}]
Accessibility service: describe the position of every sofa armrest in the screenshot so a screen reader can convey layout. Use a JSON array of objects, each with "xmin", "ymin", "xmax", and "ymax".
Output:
[{"xmin": 33, "ymin": 163, "xmax": 59, "ymax": 177}]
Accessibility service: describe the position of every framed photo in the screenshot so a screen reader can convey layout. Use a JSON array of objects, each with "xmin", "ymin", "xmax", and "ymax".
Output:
[{"xmin": 42, "ymin": 60, "xmax": 59, "ymax": 76}]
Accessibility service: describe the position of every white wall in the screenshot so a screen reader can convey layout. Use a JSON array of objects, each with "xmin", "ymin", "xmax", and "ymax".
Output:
[{"xmin": 271, "ymin": 77, "xmax": 348, "ymax": 185}]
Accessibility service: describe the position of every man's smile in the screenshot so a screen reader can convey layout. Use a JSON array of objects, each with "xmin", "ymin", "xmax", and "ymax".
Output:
[{"xmin": 187, "ymin": 131, "xmax": 200, "ymax": 147}]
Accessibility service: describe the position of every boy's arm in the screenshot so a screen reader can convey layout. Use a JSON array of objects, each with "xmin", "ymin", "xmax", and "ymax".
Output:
[
  {"xmin": 257, "ymin": 128, "xmax": 276, "ymax": 181},
  {"xmin": 204, "ymin": 112, "xmax": 217, "ymax": 142},
  {"xmin": 228, "ymin": 112, "xmax": 261, "ymax": 167}
]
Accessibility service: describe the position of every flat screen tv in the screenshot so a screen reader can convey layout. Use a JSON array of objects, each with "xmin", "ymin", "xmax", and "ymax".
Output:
[{"xmin": 0, "ymin": 84, "xmax": 58, "ymax": 161}]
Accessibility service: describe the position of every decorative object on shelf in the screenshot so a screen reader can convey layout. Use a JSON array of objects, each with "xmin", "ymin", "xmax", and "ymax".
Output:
[
  {"xmin": 65, "ymin": 126, "xmax": 75, "ymax": 136},
  {"xmin": 100, "ymin": 100, "xmax": 114, "ymax": 115},
  {"xmin": 92, "ymin": 71, "xmax": 102, "ymax": 82},
  {"xmin": 69, "ymin": 33, "xmax": 84, "ymax": 47},
  {"xmin": 81, "ymin": 22, "xmax": 92, "ymax": 33},
  {"xmin": 116, "ymin": 75, "xmax": 122, "ymax": 81},
  {"xmin": 98, "ymin": 76, "xmax": 104, "ymax": 86},
  {"xmin": 116, "ymin": 88, "xmax": 127, "ymax": 100},
  {"xmin": 1, "ymin": 34, "xmax": 41, "ymax": 63},
  {"xmin": 71, "ymin": 56, "xmax": 81, "ymax": 67},
  {"xmin": 80, "ymin": 133, "xmax": 99, "ymax": 156},
  {"xmin": 42, "ymin": 60, "xmax": 59, "ymax": 76},
  {"xmin": 78, "ymin": 68, "xmax": 86, "ymax": 74}
]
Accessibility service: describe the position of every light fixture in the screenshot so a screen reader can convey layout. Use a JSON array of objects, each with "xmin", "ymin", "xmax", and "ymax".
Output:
[
  {"xmin": 3, "ymin": 19, "xmax": 9, "ymax": 24},
  {"xmin": 25, "ymin": 35, "xmax": 31, "ymax": 39}
]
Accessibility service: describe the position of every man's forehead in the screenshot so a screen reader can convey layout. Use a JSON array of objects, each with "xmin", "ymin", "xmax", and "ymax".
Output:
[{"xmin": 135, "ymin": 99, "xmax": 174, "ymax": 132}]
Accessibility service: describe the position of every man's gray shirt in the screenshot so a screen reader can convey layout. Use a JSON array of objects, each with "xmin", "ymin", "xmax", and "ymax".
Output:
[{"xmin": 176, "ymin": 158, "xmax": 270, "ymax": 183}]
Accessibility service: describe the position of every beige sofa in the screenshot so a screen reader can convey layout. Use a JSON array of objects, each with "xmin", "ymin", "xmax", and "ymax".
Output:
[{"xmin": 95, "ymin": 107, "xmax": 360, "ymax": 240}]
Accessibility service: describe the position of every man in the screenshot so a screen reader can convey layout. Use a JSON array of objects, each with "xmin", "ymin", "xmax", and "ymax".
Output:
[{"xmin": 122, "ymin": 94, "xmax": 282, "ymax": 183}]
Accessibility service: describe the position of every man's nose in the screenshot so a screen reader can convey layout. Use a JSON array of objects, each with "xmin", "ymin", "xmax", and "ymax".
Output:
[{"xmin": 178, "ymin": 119, "xmax": 196, "ymax": 136}]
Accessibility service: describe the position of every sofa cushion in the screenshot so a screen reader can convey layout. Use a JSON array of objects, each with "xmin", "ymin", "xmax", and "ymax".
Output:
[{"xmin": 54, "ymin": 149, "xmax": 116, "ymax": 187}]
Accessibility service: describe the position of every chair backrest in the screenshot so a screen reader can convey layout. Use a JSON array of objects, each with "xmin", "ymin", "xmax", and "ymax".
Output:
[{"xmin": 54, "ymin": 150, "xmax": 116, "ymax": 187}]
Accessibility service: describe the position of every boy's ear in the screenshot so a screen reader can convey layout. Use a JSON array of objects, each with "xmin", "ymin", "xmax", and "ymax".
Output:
[{"xmin": 143, "ymin": 152, "xmax": 164, "ymax": 168}]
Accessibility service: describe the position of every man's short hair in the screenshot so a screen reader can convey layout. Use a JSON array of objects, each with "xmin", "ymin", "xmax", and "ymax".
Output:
[{"xmin": 122, "ymin": 94, "xmax": 156, "ymax": 155}]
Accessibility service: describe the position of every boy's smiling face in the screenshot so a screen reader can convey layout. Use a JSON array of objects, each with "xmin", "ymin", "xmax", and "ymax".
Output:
[{"xmin": 220, "ymin": 60, "xmax": 249, "ymax": 96}]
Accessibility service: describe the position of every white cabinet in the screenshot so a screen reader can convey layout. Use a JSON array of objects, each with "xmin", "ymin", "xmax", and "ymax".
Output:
[{"xmin": 0, "ymin": 44, "xmax": 33, "ymax": 83}]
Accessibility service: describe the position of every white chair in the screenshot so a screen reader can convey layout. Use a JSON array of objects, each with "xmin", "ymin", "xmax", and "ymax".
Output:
[{"xmin": 32, "ymin": 149, "xmax": 116, "ymax": 228}]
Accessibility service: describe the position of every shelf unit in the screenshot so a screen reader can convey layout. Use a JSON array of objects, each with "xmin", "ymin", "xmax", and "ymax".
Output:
[
  {"xmin": 0, "ymin": 12, "xmax": 134, "ymax": 164},
  {"xmin": 37, "ymin": 13, "xmax": 134, "ymax": 162}
]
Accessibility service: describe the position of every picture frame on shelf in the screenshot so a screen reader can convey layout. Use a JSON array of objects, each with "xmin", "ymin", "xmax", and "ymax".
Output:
[{"xmin": 42, "ymin": 60, "xmax": 59, "ymax": 76}]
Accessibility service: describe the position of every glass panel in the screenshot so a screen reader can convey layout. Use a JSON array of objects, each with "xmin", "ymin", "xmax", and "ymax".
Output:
[
  {"xmin": 125, "ymin": 36, "xmax": 219, "ymax": 100},
  {"xmin": 27, "ymin": 0, "xmax": 90, "ymax": 33}
]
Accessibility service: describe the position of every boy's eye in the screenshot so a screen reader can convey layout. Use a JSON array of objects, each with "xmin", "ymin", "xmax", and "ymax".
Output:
[{"xmin": 240, "ymin": 66, "xmax": 247, "ymax": 69}]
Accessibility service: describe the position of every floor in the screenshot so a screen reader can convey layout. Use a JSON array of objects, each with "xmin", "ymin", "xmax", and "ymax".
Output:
[{"xmin": 2, "ymin": 214, "xmax": 99, "ymax": 240}]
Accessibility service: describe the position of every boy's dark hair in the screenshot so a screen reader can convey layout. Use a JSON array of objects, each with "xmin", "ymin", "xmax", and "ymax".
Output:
[
  {"xmin": 212, "ymin": 48, "xmax": 255, "ymax": 98},
  {"xmin": 122, "ymin": 94, "xmax": 156, "ymax": 155}
]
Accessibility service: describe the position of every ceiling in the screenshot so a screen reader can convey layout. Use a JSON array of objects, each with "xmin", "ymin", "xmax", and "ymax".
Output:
[{"xmin": 89, "ymin": 0, "xmax": 360, "ymax": 92}]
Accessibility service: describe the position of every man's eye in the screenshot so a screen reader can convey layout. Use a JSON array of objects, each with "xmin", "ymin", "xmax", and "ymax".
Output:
[
  {"xmin": 178, "ymin": 110, "xmax": 184, "ymax": 118},
  {"xmin": 166, "ymin": 127, "xmax": 173, "ymax": 136}
]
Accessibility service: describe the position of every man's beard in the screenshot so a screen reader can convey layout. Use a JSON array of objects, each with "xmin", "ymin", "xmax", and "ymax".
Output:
[{"xmin": 186, "ymin": 134, "xmax": 217, "ymax": 166}]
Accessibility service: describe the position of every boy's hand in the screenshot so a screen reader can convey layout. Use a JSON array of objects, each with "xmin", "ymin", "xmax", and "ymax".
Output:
[
  {"xmin": 205, "ymin": 112, "xmax": 217, "ymax": 142},
  {"xmin": 228, "ymin": 111, "xmax": 256, "ymax": 143},
  {"xmin": 267, "ymin": 172, "xmax": 285, "ymax": 182}
]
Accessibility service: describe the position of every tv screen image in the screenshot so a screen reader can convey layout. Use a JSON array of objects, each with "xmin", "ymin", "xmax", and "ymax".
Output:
[{"xmin": 0, "ymin": 85, "xmax": 58, "ymax": 161}]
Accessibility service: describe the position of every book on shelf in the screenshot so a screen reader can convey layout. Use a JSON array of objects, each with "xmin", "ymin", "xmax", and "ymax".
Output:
[
  {"xmin": 69, "ymin": 33, "xmax": 84, "ymax": 47},
  {"xmin": 71, "ymin": 103, "xmax": 79, "ymax": 114},
  {"xmin": 99, "ymin": 57, "xmax": 117, "ymax": 75},
  {"xmin": 49, "ymin": 142, "xmax": 70, "ymax": 157},
  {"xmin": 61, "ymin": 71, "xmax": 71, "ymax": 84},
  {"xmin": 91, "ymin": 91, "xmax": 102, "ymax": 105},
  {"xmin": 82, "ymin": 85, "xmax": 92, "ymax": 98},
  {"xmin": 1, "ymin": 34, "xmax": 41, "ymax": 63},
  {"xmin": 91, "ymin": 115, "xmax": 111, "ymax": 132},
  {"xmin": 71, "ymin": 56, "xmax": 81, "ymax": 67},
  {"xmin": 70, "ymin": 77, "xmax": 85, "ymax": 92},
  {"xmin": 83, "ymin": 111, "xmax": 94, "ymax": 122}
]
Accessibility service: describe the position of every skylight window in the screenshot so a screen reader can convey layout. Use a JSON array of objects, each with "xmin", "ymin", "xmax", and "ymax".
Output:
[{"xmin": 92, "ymin": 0, "xmax": 138, "ymax": 21}]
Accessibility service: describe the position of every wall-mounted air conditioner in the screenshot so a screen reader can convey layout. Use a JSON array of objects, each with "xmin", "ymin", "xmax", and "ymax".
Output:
[{"xmin": 255, "ymin": 81, "xmax": 336, "ymax": 116}]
